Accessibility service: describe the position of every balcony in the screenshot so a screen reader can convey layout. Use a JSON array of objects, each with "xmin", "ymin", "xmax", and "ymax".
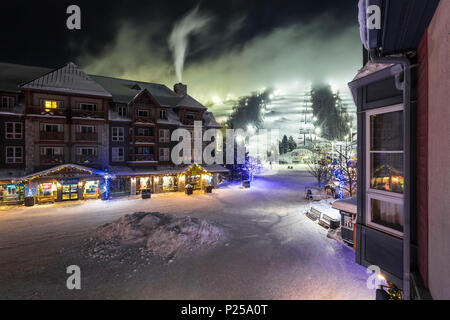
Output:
[
  {"xmin": 40, "ymin": 131, "xmax": 64, "ymax": 141},
  {"xmin": 71, "ymin": 109, "xmax": 105, "ymax": 119},
  {"xmin": 134, "ymin": 116, "xmax": 154, "ymax": 124},
  {"xmin": 133, "ymin": 136, "xmax": 156, "ymax": 144},
  {"xmin": 76, "ymin": 155, "xmax": 98, "ymax": 165},
  {"xmin": 40, "ymin": 155, "xmax": 64, "ymax": 165},
  {"xmin": 128, "ymin": 154, "xmax": 157, "ymax": 162},
  {"xmin": 183, "ymin": 119, "xmax": 196, "ymax": 126},
  {"xmin": 76, "ymin": 132, "xmax": 98, "ymax": 142},
  {"xmin": 28, "ymin": 106, "xmax": 67, "ymax": 117}
]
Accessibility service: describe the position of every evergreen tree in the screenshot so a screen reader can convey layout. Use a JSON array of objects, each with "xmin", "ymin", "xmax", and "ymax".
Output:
[
  {"xmin": 288, "ymin": 136, "xmax": 297, "ymax": 152},
  {"xmin": 310, "ymin": 84, "xmax": 351, "ymax": 141},
  {"xmin": 279, "ymin": 135, "xmax": 289, "ymax": 155},
  {"xmin": 227, "ymin": 90, "xmax": 269, "ymax": 130}
]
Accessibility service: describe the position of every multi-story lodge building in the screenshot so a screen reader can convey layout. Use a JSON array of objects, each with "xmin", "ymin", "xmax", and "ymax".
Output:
[{"xmin": 0, "ymin": 62, "xmax": 227, "ymax": 204}]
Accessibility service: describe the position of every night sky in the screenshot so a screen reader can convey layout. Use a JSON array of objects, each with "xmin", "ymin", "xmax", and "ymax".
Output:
[{"xmin": 0, "ymin": 0, "xmax": 363, "ymax": 132}]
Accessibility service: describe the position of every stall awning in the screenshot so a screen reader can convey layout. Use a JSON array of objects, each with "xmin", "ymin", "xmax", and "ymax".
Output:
[
  {"xmin": 109, "ymin": 163, "xmax": 229, "ymax": 177},
  {"xmin": 13, "ymin": 164, "xmax": 113, "ymax": 183},
  {"xmin": 332, "ymin": 197, "xmax": 358, "ymax": 215}
]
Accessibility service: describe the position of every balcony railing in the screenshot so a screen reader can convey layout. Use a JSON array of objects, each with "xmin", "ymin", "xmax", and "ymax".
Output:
[
  {"xmin": 40, "ymin": 131, "xmax": 64, "ymax": 141},
  {"xmin": 128, "ymin": 154, "xmax": 157, "ymax": 162},
  {"xmin": 76, "ymin": 155, "xmax": 98, "ymax": 165},
  {"xmin": 133, "ymin": 136, "xmax": 156, "ymax": 144},
  {"xmin": 75, "ymin": 132, "xmax": 98, "ymax": 142},
  {"xmin": 134, "ymin": 116, "xmax": 154, "ymax": 123},
  {"xmin": 28, "ymin": 106, "xmax": 67, "ymax": 117},
  {"xmin": 183, "ymin": 119, "xmax": 196, "ymax": 126},
  {"xmin": 71, "ymin": 109, "xmax": 105, "ymax": 119},
  {"xmin": 40, "ymin": 155, "xmax": 64, "ymax": 165}
]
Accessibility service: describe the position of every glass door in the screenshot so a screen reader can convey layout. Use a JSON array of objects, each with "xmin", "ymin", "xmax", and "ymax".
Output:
[{"xmin": 62, "ymin": 184, "xmax": 79, "ymax": 200}]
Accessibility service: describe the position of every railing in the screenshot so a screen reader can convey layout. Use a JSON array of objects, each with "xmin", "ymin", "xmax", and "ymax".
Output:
[
  {"xmin": 75, "ymin": 132, "xmax": 98, "ymax": 142},
  {"xmin": 27, "ymin": 106, "xmax": 67, "ymax": 117},
  {"xmin": 40, "ymin": 131, "xmax": 64, "ymax": 141},
  {"xmin": 134, "ymin": 116, "xmax": 154, "ymax": 123},
  {"xmin": 76, "ymin": 155, "xmax": 98, "ymax": 164},
  {"xmin": 128, "ymin": 154, "xmax": 157, "ymax": 162},
  {"xmin": 183, "ymin": 119, "xmax": 196, "ymax": 126},
  {"xmin": 133, "ymin": 136, "xmax": 156, "ymax": 143},
  {"xmin": 71, "ymin": 109, "xmax": 105, "ymax": 119},
  {"xmin": 40, "ymin": 155, "xmax": 64, "ymax": 165}
]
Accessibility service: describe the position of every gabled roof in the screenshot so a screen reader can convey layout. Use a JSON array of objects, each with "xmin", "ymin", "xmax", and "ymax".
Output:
[
  {"xmin": 0, "ymin": 62, "xmax": 50, "ymax": 93},
  {"xmin": 1, "ymin": 61, "xmax": 208, "ymax": 110},
  {"xmin": 91, "ymin": 75, "xmax": 180, "ymax": 106},
  {"xmin": 175, "ymin": 94, "xmax": 207, "ymax": 110},
  {"xmin": 157, "ymin": 108, "xmax": 182, "ymax": 126},
  {"xmin": 203, "ymin": 111, "xmax": 222, "ymax": 129},
  {"xmin": 21, "ymin": 62, "xmax": 112, "ymax": 98},
  {"xmin": 13, "ymin": 164, "xmax": 113, "ymax": 183}
]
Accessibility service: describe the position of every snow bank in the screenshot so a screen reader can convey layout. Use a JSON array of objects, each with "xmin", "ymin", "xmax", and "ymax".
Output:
[{"xmin": 87, "ymin": 212, "xmax": 224, "ymax": 261}]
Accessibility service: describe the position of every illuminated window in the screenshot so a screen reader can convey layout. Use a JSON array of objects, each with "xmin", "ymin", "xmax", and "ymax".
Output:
[
  {"xmin": 159, "ymin": 129, "xmax": 170, "ymax": 143},
  {"xmin": 366, "ymin": 104, "xmax": 404, "ymax": 237},
  {"xmin": 43, "ymin": 100, "xmax": 60, "ymax": 112}
]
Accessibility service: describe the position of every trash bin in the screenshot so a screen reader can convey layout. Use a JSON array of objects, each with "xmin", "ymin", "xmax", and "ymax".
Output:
[
  {"xmin": 205, "ymin": 185, "xmax": 213, "ymax": 194},
  {"xmin": 242, "ymin": 180, "xmax": 251, "ymax": 188},
  {"xmin": 25, "ymin": 196, "xmax": 35, "ymax": 207},
  {"xmin": 141, "ymin": 189, "xmax": 151, "ymax": 199},
  {"xmin": 329, "ymin": 219, "xmax": 340, "ymax": 230},
  {"xmin": 185, "ymin": 185, "xmax": 193, "ymax": 195}
]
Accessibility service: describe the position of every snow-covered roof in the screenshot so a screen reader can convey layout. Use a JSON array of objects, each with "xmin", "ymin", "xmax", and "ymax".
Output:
[
  {"xmin": 0, "ymin": 62, "xmax": 50, "ymax": 93},
  {"xmin": 332, "ymin": 197, "xmax": 357, "ymax": 214},
  {"xmin": 157, "ymin": 109, "xmax": 181, "ymax": 126},
  {"xmin": 203, "ymin": 112, "xmax": 222, "ymax": 129},
  {"xmin": 0, "ymin": 169, "xmax": 27, "ymax": 182},
  {"xmin": 13, "ymin": 164, "xmax": 113, "ymax": 183},
  {"xmin": 175, "ymin": 94, "xmax": 207, "ymax": 110},
  {"xmin": 21, "ymin": 63, "xmax": 112, "ymax": 98},
  {"xmin": 91, "ymin": 75, "xmax": 182, "ymax": 106},
  {"xmin": 109, "ymin": 163, "xmax": 229, "ymax": 177},
  {"xmin": 353, "ymin": 61, "xmax": 394, "ymax": 81}
]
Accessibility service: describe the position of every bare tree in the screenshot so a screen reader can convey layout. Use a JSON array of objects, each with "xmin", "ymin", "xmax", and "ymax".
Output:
[
  {"xmin": 307, "ymin": 145, "xmax": 333, "ymax": 189},
  {"xmin": 334, "ymin": 141, "xmax": 358, "ymax": 197}
]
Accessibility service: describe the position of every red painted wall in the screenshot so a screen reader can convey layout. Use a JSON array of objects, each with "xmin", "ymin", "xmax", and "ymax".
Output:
[{"xmin": 416, "ymin": 30, "xmax": 429, "ymax": 288}]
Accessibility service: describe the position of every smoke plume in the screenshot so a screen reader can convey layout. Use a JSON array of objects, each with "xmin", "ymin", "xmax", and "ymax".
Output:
[{"xmin": 168, "ymin": 5, "xmax": 211, "ymax": 82}]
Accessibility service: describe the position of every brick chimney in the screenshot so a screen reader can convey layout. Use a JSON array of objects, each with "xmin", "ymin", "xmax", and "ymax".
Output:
[{"xmin": 174, "ymin": 83, "xmax": 187, "ymax": 96}]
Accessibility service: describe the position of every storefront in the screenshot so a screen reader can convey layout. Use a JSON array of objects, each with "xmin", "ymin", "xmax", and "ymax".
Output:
[
  {"xmin": 0, "ymin": 183, "xmax": 25, "ymax": 204},
  {"xmin": 37, "ymin": 182, "xmax": 58, "ymax": 203},
  {"xmin": 14, "ymin": 164, "xmax": 113, "ymax": 205},
  {"xmin": 60, "ymin": 178, "xmax": 80, "ymax": 201},
  {"xmin": 137, "ymin": 177, "xmax": 152, "ymax": 194},
  {"xmin": 82, "ymin": 180, "xmax": 100, "ymax": 199}
]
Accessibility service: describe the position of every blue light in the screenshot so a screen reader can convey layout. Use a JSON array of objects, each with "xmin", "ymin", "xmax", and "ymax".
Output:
[{"xmin": 103, "ymin": 173, "xmax": 111, "ymax": 200}]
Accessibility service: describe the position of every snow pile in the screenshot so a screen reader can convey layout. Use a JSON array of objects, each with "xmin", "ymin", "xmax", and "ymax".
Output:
[{"xmin": 87, "ymin": 212, "xmax": 224, "ymax": 261}]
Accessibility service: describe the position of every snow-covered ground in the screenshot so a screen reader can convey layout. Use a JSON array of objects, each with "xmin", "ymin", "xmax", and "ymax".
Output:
[{"xmin": 0, "ymin": 170, "xmax": 374, "ymax": 300}]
